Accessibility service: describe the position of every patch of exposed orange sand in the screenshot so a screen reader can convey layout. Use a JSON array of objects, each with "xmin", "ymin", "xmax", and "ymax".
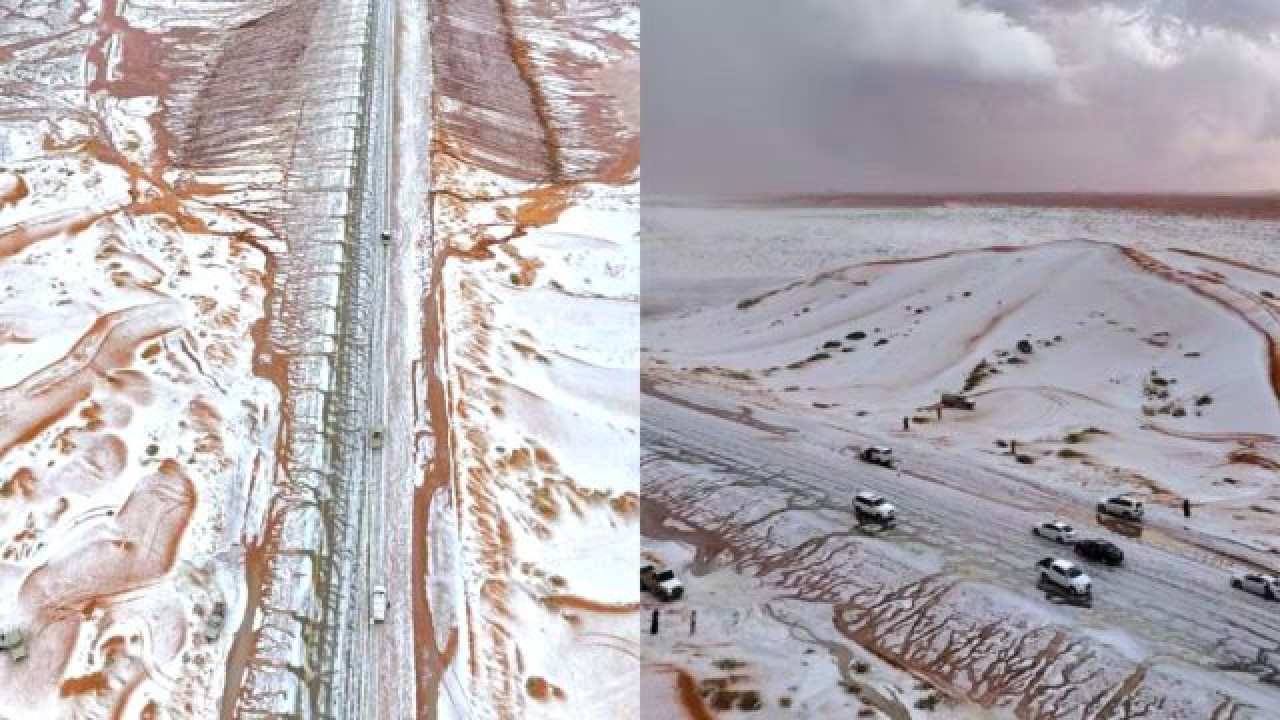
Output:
[
  {"xmin": 0, "ymin": 171, "xmax": 29, "ymax": 207},
  {"xmin": 677, "ymin": 670, "xmax": 716, "ymax": 720},
  {"xmin": 543, "ymin": 594, "xmax": 639, "ymax": 614},
  {"xmin": 525, "ymin": 675, "xmax": 566, "ymax": 701},
  {"xmin": 514, "ymin": 185, "xmax": 575, "ymax": 230},
  {"xmin": 60, "ymin": 671, "xmax": 109, "ymax": 698}
]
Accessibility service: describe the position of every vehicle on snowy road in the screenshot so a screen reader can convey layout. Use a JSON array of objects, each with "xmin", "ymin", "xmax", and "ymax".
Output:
[
  {"xmin": 371, "ymin": 585, "xmax": 389, "ymax": 623},
  {"xmin": 859, "ymin": 446, "xmax": 895, "ymax": 468},
  {"xmin": 1032, "ymin": 520, "xmax": 1077, "ymax": 544},
  {"xmin": 1074, "ymin": 538, "xmax": 1124, "ymax": 566},
  {"xmin": 854, "ymin": 491, "xmax": 897, "ymax": 526},
  {"xmin": 1231, "ymin": 573, "xmax": 1278, "ymax": 601},
  {"xmin": 1037, "ymin": 557, "xmax": 1092, "ymax": 599}
]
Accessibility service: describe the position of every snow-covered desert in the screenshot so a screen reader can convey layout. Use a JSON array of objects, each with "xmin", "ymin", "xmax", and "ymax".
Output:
[
  {"xmin": 1, "ymin": 0, "xmax": 637, "ymax": 717},
  {"xmin": 642, "ymin": 203, "xmax": 1280, "ymax": 718}
]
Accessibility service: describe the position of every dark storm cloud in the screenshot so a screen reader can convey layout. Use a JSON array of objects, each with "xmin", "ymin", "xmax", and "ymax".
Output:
[{"xmin": 642, "ymin": 0, "xmax": 1280, "ymax": 195}]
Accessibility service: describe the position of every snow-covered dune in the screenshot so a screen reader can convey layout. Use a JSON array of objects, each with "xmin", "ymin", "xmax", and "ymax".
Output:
[
  {"xmin": 1, "ymin": 1, "xmax": 371, "ymax": 716},
  {"xmin": 425, "ymin": 0, "xmax": 640, "ymax": 716},
  {"xmin": 642, "ymin": 205, "xmax": 1280, "ymax": 718},
  {"xmin": 649, "ymin": 236, "xmax": 1280, "ymax": 554}
]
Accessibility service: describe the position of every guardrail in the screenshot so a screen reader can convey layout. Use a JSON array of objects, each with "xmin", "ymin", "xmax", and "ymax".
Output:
[{"xmin": 300, "ymin": 0, "xmax": 382, "ymax": 717}]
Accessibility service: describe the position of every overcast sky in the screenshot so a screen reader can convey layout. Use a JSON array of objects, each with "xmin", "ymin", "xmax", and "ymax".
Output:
[{"xmin": 643, "ymin": 0, "xmax": 1280, "ymax": 195}]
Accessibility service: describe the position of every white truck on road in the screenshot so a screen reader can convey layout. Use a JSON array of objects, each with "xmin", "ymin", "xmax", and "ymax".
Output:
[
  {"xmin": 854, "ymin": 491, "xmax": 897, "ymax": 526},
  {"xmin": 371, "ymin": 585, "xmax": 388, "ymax": 623}
]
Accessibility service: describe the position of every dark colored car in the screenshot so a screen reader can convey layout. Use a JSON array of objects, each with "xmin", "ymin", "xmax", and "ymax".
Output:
[{"xmin": 1074, "ymin": 538, "xmax": 1124, "ymax": 566}]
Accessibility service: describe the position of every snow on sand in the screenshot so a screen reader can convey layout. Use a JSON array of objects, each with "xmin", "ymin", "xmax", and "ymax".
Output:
[
  {"xmin": 0, "ymin": 117, "xmax": 276, "ymax": 718},
  {"xmin": 647, "ymin": 210, "xmax": 1280, "ymax": 557}
]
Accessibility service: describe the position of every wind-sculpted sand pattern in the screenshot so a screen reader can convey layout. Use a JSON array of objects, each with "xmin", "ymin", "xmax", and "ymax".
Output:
[
  {"xmin": 0, "ymin": 0, "xmax": 370, "ymax": 716},
  {"xmin": 0, "ymin": 114, "xmax": 272, "ymax": 720},
  {"xmin": 642, "ymin": 450, "xmax": 1268, "ymax": 720},
  {"xmin": 426, "ymin": 0, "xmax": 639, "ymax": 715}
]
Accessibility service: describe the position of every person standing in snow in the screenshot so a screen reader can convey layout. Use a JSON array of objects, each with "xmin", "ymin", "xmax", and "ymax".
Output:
[
  {"xmin": 1183, "ymin": 498, "xmax": 1191, "ymax": 518},
  {"xmin": 903, "ymin": 416, "xmax": 909, "ymax": 431}
]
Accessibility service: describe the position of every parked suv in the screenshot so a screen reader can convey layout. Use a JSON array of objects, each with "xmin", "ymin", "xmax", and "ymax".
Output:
[
  {"xmin": 1037, "ymin": 558, "xmax": 1092, "ymax": 598},
  {"xmin": 641, "ymin": 565, "xmax": 684, "ymax": 601},
  {"xmin": 1097, "ymin": 495, "xmax": 1143, "ymax": 521},
  {"xmin": 0, "ymin": 628, "xmax": 27, "ymax": 663},
  {"xmin": 1074, "ymin": 538, "xmax": 1124, "ymax": 566},
  {"xmin": 854, "ymin": 491, "xmax": 896, "ymax": 525}
]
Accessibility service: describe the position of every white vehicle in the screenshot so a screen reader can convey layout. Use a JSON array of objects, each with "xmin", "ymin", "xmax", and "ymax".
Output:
[
  {"xmin": 1032, "ymin": 520, "xmax": 1077, "ymax": 544},
  {"xmin": 0, "ymin": 628, "xmax": 26, "ymax": 663},
  {"xmin": 371, "ymin": 585, "xmax": 389, "ymax": 623},
  {"xmin": 370, "ymin": 426, "xmax": 384, "ymax": 450},
  {"xmin": 1231, "ymin": 572, "xmax": 1279, "ymax": 601},
  {"xmin": 380, "ymin": 231, "xmax": 391, "ymax": 246},
  {"xmin": 641, "ymin": 564, "xmax": 685, "ymax": 601},
  {"xmin": 854, "ymin": 491, "xmax": 896, "ymax": 525},
  {"xmin": 1037, "ymin": 558, "xmax": 1092, "ymax": 598},
  {"xmin": 859, "ymin": 446, "xmax": 895, "ymax": 468},
  {"xmin": 1097, "ymin": 495, "xmax": 1144, "ymax": 521}
]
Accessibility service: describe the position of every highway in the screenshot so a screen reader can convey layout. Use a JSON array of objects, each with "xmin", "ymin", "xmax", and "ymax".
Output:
[
  {"xmin": 345, "ymin": 0, "xmax": 409, "ymax": 716},
  {"xmin": 332, "ymin": 0, "xmax": 439, "ymax": 714},
  {"xmin": 643, "ymin": 382, "xmax": 1280, "ymax": 714}
]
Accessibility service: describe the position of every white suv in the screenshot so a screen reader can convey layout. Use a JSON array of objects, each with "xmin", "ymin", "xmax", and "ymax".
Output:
[
  {"xmin": 371, "ymin": 585, "xmax": 388, "ymax": 623},
  {"xmin": 1232, "ymin": 572, "xmax": 1279, "ymax": 601},
  {"xmin": 1033, "ymin": 520, "xmax": 1077, "ymax": 544},
  {"xmin": 1097, "ymin": 495, "xmax": 1143, "ymax": 521},
  {"xmin": 854, "ymin": 491, "xmax": 896, "ymax": 525},
  {"xmin": 1037, "ymin": 558, "xmax": 1092, "ymax": 597},
  {"xmin": 641, "ymin": 565, "xmax": 685, "ymax": 601}
]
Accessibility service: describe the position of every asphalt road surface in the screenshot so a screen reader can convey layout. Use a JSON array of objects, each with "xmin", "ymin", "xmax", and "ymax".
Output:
[{"xmin": 346, "ymin": 0, "xmax": 405, "ymax": 715}]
